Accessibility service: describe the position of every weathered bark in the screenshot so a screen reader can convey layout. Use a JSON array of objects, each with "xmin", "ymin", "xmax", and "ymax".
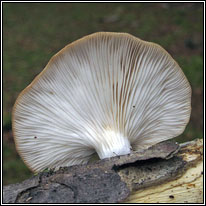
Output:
[
  {"xmin": 125, "ymin": 139, "xmax": 203, "ymax": 203},
  {"xmin": 3, "ymin": 139, "xmax": 203, "ymax": 203}
]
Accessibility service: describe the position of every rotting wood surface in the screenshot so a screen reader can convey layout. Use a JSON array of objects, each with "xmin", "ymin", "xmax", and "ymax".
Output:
[
  {"xmin": 3, "ymin": 139, "xmax": 203, "ymax": 203},
  {"xmin": 125, "ymin": 139, "xmax": 203, "ymax": 203}
]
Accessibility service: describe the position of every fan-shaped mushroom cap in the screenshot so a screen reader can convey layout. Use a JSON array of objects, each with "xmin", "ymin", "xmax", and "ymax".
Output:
[{"xmin": 12, "ymin": 32, "xmax": 191, "ymax": 172}]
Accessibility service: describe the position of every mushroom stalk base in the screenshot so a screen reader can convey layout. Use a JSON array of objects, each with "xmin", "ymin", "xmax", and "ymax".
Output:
[{"xmin": 95, "ymin": 130, "xmax": 131, "ymax": 159}]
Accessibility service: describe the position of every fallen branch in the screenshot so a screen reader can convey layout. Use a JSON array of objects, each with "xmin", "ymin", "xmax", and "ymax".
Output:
[{"xmin": 3, "ymin": 139, "xmax": 203, "ymax": 203}]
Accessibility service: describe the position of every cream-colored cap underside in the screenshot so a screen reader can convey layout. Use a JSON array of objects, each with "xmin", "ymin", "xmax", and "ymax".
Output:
[{"xmin": 12, "ymin": 32, "xmax": 191, "ymax": 172}]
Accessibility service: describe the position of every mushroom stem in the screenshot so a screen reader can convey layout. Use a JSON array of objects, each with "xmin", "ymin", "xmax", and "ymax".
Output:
[{"xmin": 95, "ymin": 130, "xmax": 131, "ymax": 159}]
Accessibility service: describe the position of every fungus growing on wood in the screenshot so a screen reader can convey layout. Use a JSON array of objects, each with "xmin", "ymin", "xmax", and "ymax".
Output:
[{"xmin": 12, "ymin": 32, "xmax": 191, "ymax": 172}]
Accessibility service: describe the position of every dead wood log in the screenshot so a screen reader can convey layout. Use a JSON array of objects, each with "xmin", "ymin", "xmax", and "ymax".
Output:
[{"xmin": 3, "ymin": 139, "xmax": 203, "ymax": 203}]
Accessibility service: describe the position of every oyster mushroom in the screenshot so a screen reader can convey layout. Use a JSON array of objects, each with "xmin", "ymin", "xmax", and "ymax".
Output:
[{"xmin": 12, "ymin": 32, "xmax": 191, "ymax": 172}]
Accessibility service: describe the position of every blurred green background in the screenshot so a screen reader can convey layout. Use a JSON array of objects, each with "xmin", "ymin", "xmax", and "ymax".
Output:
[{"xmin": 3, "ymin": 3, "xmax": 203, "ymax": 185}]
